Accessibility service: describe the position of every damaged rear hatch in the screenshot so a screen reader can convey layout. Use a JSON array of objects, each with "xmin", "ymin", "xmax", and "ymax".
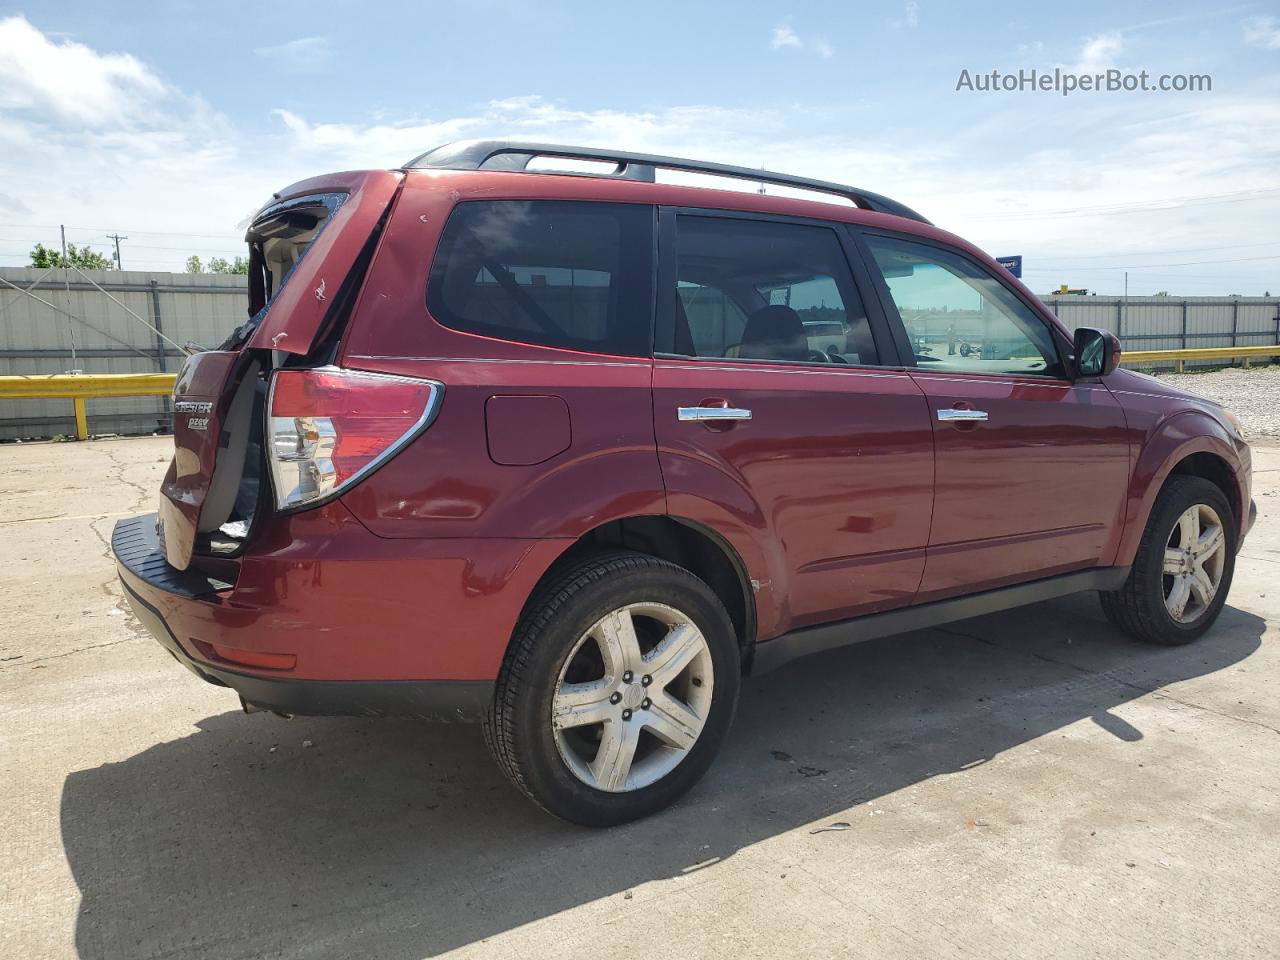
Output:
[{"xmin": 157, "ymin": 170, "xmax": 402, "ymax": 570}]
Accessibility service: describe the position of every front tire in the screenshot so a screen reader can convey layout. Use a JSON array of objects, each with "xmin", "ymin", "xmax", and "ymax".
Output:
[
  {"xmin": 1101, "ymin": 476, "xmax": 1236, "ymax": 645},
  {"xmin": 483, "ymin": 551, "xmax": 740, "ymax": 826}
]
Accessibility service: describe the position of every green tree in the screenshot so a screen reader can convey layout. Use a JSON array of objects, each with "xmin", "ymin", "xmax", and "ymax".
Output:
[
  {"xmin": 186, "ymin": 255, "xmax": 203, "ymax": 273},
  {"xmin": 207, "ymin": 255, "xmax": 248, "ymax": 275},
  {"xmin": 29, "ymin": 242, "xmax": 114, "ymax": 270}
]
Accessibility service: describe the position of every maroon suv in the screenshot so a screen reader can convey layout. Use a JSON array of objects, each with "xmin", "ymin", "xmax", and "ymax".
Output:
[{"xmin": 113, "ymin": 141, "xmax": 1256, "ymax": 825}]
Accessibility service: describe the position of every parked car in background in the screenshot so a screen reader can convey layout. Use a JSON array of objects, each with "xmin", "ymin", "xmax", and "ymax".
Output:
[
  {"xmin": 113, "ymin": 142, "xmax": 1256, "ymax": 826},
  {"xmin": 802, "ymin": 319, "xmax": 849, "ymax": 357}
]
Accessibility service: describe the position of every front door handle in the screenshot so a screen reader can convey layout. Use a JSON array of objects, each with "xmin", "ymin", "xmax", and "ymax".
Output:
[
  {"xmin": 937, "ymin": 408, "xmax": 989, "ymax": 422},
  {"xmin": 678, "ymin": 406, "xmax": 752, "ymax": 422}
]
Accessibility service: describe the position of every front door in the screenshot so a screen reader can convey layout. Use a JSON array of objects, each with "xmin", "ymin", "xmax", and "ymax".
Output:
[
  {"xmin": 859, "ymin": 231, "xmax": 1131, "ymax": 602},
  {"xmin": 652, "ymin": 211, "xmax": 935, "ymax": 637}
]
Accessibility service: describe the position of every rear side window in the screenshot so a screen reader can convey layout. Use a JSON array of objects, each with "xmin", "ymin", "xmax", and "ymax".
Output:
[
  {"xmin": 669, "ymin": 215, "xmax": 881, "ymax": 366},
  {"xmin": 427, "ymin": 200, "xmax": 654, "ymax": 356}
]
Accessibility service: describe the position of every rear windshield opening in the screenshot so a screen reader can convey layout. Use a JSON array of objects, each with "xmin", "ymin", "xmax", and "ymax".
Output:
[
  {"xmin": 248, "ymin": 203, "xmax": 331, "ymax": 309},
  {"xmin": 216, "ymin": 193, "xmax": 346, "ymax": 352},
  {"xmin": 240, "ymin": 192, "xmax": 346, "ymax": 316}
]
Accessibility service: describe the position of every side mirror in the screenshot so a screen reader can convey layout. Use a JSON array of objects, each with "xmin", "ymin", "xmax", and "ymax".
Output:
[{"xmin": 1073, "ymin": 327, "xmax": 1121, "ymax": 378}]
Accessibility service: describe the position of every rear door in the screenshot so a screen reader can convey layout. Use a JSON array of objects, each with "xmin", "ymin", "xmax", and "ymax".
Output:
[
  {"xmin": 652, "ymin": 209, "xmax": 934, "ymax": 637},
  {"xmin": 856, "ymin": 230, "xmax": 1130, "ymax": 601},
  {"xmin": 158, "ymin": 171, "xmax": 401, "ymax": 569}
]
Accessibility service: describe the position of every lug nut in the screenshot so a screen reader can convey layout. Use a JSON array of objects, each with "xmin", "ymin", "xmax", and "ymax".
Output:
[
  {"xmin": 641, "ymin": 698, "xmax": 651, "ymax": 709},
  {"xmin": 622, "ymin": 670, "xmax": 633, "ymax": 683},
  {"xmin": 621, "ymin": 709, "xmax": 632, "ymax": 721},
  {"xmin": 609, "ymin": 692, "xmax": 622, "ymax": 705},
  {"xmin": 641, "ymin": 675, "xmax": 652, "ymax": 687}
]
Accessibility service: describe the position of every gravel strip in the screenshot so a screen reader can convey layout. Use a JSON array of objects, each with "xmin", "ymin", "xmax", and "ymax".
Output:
[{"xmin": 1152, "ymin": 364, "xmax": 1280, "ymax": 441}]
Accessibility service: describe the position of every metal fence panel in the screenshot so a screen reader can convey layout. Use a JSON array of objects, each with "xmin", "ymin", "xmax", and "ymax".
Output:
[
  {"xmin": 2, "ymin": 268, "xmax": 1278, "ymax": 439},
  {"xmin": 0, "ymin": 267, "xmax": 248, "ymax": 439},
  {"xmin": 1041, "ymin": 295, "xmax": 1280, "ymax": 368}
]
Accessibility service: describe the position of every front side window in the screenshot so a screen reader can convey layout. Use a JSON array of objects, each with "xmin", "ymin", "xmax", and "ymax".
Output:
[
  {"xmin": 427, "ymin": 200, "xmax": 653, "ymax": 356},
  {"xmin": 864, "ymin": 235, "xmax": 1061, "ymax": 376},
  {"xmin": 671, "ymin": 216, "xmax": 881, "ymax": 366}
]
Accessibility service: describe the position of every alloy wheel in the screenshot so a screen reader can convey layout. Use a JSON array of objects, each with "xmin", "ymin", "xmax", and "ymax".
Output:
[
  {"xmin": 551, "ymin": 602, "xmax": 714, "ymax": 792},
  {"xmin": 1163, "ymin": 503, "xmax": 1227, "ymax": 624}
]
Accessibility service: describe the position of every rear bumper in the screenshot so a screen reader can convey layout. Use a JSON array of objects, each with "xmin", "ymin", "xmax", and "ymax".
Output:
[
  {"xmin": 119, "ymin": 576, "xmax": 491, "ymax": 719},
  {"xmin": 112, "ymin": 509, "xmax": 571, "ymax": 718}
]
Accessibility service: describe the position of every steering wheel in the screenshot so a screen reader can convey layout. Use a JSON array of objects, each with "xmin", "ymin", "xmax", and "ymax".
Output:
[{"xmin": 825, "ymin": 348, "xmax": 848, "ymax": 364}]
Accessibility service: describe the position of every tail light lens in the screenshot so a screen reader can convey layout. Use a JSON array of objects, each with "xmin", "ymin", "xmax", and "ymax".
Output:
[{"xmin": 267, "ymin": 367, "xmax": 443, "ymax": 512}]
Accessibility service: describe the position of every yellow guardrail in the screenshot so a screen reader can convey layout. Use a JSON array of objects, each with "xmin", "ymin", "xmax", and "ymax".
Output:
[
  {"xmin": 1, "ymin": 345, "xmax": 1278, "ymax": 441},
  {"xmin": 0, "ymin": 373, "xmax": 177, "ymax": 440},
  {"xmin": 1121, "ymin": 344, "xmax": 1280, "ymax": 372}
]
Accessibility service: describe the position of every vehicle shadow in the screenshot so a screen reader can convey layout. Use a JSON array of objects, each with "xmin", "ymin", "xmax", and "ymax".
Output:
[{"xmin": 61, "ymin": 593, "xmax": 1264, "ymax": 959}]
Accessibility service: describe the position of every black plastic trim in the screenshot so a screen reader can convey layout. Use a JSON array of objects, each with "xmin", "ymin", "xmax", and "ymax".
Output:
[
  {"xmin": 209, "ymin": 669, "xmax": 493, "ymax": 722},
  {"xmin": 112, "ymin": 514, "xmax": 232, "ymax": 597},
  {"xmin": 752, "ymin": 566, "xmax": 1131, "ymax": 674}
]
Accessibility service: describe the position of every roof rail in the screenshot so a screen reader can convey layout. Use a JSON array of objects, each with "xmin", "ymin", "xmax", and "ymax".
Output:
[{"xmin": 403, "ymin": 140, "xmax": 930, "ymax": 224}]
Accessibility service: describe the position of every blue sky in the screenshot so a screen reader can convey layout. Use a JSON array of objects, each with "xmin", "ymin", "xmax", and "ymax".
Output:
[{"xmin": 1, "ymin": 1, "xmax": 1278, "ymax": 293}]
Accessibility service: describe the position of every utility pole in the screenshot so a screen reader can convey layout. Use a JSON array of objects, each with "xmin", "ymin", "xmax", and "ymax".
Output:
[
  {"xmin": 106, "ymin": 233, "xmax": 127, "ymax": 270},
  {"xmin": 60, "ymin": 224, "xmax": 78, "ymax": 372}
]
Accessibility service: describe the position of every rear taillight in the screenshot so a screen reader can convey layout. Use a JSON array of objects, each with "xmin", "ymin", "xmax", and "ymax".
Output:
[{"xmin": 267, "ymin": 366, "xmax": 442, "ymax": 512}]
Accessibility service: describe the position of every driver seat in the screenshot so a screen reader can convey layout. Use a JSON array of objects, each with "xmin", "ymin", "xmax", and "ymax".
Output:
[{"xmin": 737, "ymin": 305, "xmax": 808, "ymax": 361}]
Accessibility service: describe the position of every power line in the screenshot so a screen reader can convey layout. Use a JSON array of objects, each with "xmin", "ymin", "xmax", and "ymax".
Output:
[
  {"xmin": 995, "ymin": 241, "xmax": 1280, "ymax": 260},
  {"xmin": 1023, "ymin": 254, "xmax": 1280, "ymax": 271},
  {"xmin": 0, "ymin": 222, "xmax": 244, "ymax": 241},
  {"xmin": 964, "ymin": 188, "xmax": 1280, "ymax": 222},
  {"xmin": 0, "ymin": 242, "xmax": 244, "ymax": 259}
]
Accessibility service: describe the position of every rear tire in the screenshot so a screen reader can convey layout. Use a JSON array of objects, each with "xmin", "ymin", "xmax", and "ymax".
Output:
[
  {"xmin": 483, "ymin": 550, "xmax": 740, "ymax": 826},
  {"xmin": 1100, "ymin": 476, "xmax": 1235, "ymax": 645}
]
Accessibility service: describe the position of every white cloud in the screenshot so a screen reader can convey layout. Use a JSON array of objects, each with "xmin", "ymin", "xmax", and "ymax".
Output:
[
  {"xmin": 889, "ymin": 1, "xmax": 919, "ymax": 30},
  {"xmin": 274, "ymin": 97, "xmax": 793, "ymax": 170},
  {"xmin": 0, "ymin": 15, "xmax": 166, "ymax": 126},
  {"xmin": 770, "ymin": 24, "xmax": 802, "ymax": 50},
  {"xmin": 770, "ymin": 21, "xmax": 832, "ymax": 57},
  {"xmin": 1, "ymin": 17, "xmax": 1277, "ymax": 293},
  {"xmin": 253, "ymin": 36, "xmax": 333, "ymax": 72},
  {"xmin": 1073, "ymin": 31, "xmax": 1125, "ymax": 71},
  {"xmin": 1242, "ymin": 16, "xmax": 1280, "ymax": 50}
]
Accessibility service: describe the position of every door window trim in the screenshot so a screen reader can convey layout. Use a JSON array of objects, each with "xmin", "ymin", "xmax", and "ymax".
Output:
[
  {"xmin": 847, "ymin": 226, "xmax": 1073, "ymax": 381},
  {"xmin": 655, "ymin": 206, "xmax": 909, "ymax": 369}
]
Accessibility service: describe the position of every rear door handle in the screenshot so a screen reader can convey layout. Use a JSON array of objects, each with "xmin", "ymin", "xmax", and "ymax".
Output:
[
  {"xmin": 937, "ymin": 408, "xmax": 989, "ymax": 422},
  {"xmin": 678, "ymin": 406, "xmax": 752, "ymax": 422}
]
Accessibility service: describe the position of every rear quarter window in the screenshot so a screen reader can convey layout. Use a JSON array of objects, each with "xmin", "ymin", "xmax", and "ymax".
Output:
[{"xmin": 426, "ymin": 200, "xmax": 654, "ymax": 356}]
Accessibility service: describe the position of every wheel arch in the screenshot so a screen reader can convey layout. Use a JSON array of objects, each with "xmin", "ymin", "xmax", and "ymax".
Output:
[
  {"xmin": 530, "ymin": 515, "xmax": 761, "ymax": 669},
  {"xmin": 1118, "ymin": 411, "xmax": 1247, "ymax": 567},
  {"xmin": 1168, "ymin": 451, "xmax": 1242, "ymax": 529}
]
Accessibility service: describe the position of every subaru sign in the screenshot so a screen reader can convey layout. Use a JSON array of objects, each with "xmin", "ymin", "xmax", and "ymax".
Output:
[{"xmin": 996, "ymin": 255, "xmax": 1022, "ymax": 278}]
